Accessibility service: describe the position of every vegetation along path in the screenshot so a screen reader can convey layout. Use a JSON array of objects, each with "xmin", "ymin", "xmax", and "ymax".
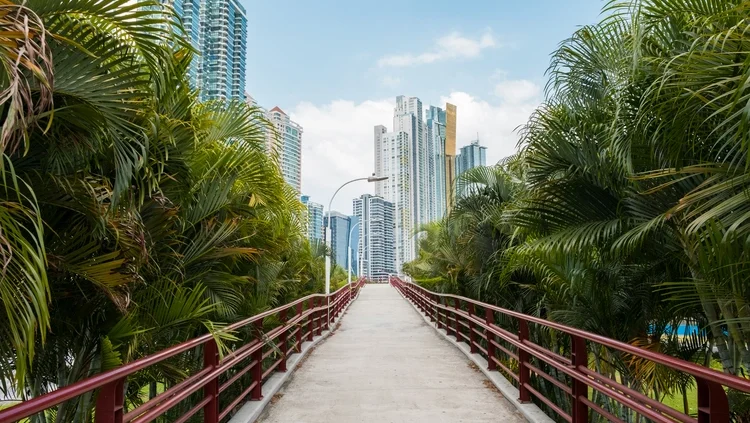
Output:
[{"xmin": 256, "ymin": 284, "xmax": 525, "ymax": 422}]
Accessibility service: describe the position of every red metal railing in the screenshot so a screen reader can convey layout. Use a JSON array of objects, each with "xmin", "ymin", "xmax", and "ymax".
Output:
[
  {"xmin": 0, "ymin": 279, "xmax": 366, "ymax": 423},
  {"xmin": 390, "ymin": 277, "xmax": 747, "ymax": 423}
]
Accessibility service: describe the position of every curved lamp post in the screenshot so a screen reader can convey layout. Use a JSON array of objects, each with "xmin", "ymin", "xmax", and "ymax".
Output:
[{"xmin": 325, "ymin": 174, "xmax": 388, "ymax": 296}]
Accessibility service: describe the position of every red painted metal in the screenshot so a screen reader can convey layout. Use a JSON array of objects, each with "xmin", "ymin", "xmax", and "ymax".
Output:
[
  {"xmin": 390, "ymin": 276, "xmax": 748, "ymax": 423},
  {"xmin": 203, "ymin": 339, "xmax": 220, "ymax": 423},
  {"xmin": 0, "ymin": 279, "xmax": 366, "ymax": 423},
  {"xmin": 95, "ymin": 378, "xmax": 124, "ymax": 423}
]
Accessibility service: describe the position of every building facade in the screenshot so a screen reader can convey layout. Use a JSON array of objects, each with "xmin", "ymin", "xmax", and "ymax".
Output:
[
  {"xmin": 301, "ymin": 195, "xmax": 323, "ymax": 244},
  {"xmin": 456, "ymin": 140, "xmax": 487, "ymax": 197},
  {"xmin": 325, "ymin": 211, "xmax": 352, "ymax": 271},
  {"xmin": 166, "ymin": 0, "xmax": 246, "ymax": 101},
  {"xmin": 374, "ymin": 97, "xmax": 456, "ymax": 271},
  {"xmin": 266, "ymin": 107, "xmax": 303, "ymax": 192},
  {"xmin": 353, "ymin": 194, "xmax": 395, "ymax": 283},
  {"xmin": 426, "ymin": 106, "xmax": 447, "ymax": 221},
  {"xmin": 445, "ymin": 103, "xmax": 457, "ymax": 210}
]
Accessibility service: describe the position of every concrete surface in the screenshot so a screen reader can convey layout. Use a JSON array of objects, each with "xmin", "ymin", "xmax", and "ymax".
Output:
[
  {"xmin": 256, "ymin": 284, "xmax": 526, "ymax": 423},
  {"xmin": 229, "ymin": 291, "xmax": 359, "ymax": 423},
  {"xmin": 399, "ymin": 287, "xmax": 556, "ymax": 423}
]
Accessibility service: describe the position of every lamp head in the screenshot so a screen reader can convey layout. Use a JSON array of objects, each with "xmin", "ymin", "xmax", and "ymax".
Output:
[{"xmin": 367, "ymin": 173, "xmax": 388, "ymax": 183}]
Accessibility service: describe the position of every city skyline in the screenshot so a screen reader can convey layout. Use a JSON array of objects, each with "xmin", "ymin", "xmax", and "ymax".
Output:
[{"xmin": 241, "ymin": 0, "xmax": 603, "ymax": 214}]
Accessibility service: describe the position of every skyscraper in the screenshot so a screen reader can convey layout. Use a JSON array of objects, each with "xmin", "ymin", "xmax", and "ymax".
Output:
[
  {"xmin": 353, "ymin": 194, "xmax": 395, "ymax": 283},
  {"xmin": 374, "ymin": 97, "xmax": 455, "ymax": 271},
  {"xmin": 266, "ymin": 107, "xmax": 303, "ymax": 192},
  {"xmin": 325, "ymin": 211, "xmax": 352, "ymax": 270},
  {"xmin": 375, "ymin": 128, "xmax": 412, "ymax": 270},
  {"xmin": 166, "ymin": 0, "xmax": 247, "ymax": 101},
  {"xmin": 456, "ymin": 140, "xmax": 488, "ymax": 197},
  {"xmin": 426, "ymin": 106, "xmax": 447, "ymax": 221},
  {"xmin": 301, "ymin": 195, "xmax": 323, "ymax": 244}
]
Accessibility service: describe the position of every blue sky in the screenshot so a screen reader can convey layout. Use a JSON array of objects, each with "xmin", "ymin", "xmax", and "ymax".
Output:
[{"xmin": 241, "ymin": 0, "xmax": 605, "ymax": 213}]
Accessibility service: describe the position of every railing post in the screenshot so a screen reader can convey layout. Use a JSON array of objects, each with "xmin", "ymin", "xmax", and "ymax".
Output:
[
  {"xmin": 696, "ymin": 377, "xmax": 729, "ymax": 423},
  {"xmin": 571, "ymin": 335, "xmax": 588, "ymax": 423},
  {"xmin": 518, "ymin": 318, "xmax": 531, "ymax": 403},
  {"xmin": 279, "ymin": 309, "xmax": 288, "ymax": 372},
  {"xmin": 428, "ymin": 293, "xmax": 436, "ymax": 322},
  {"xmin": 436, "ymin": 295, "xmax": 443, "ymax": 330},
  {"xmin": 95, "ymin": 377, "xmax": 125, "ymax": 423},
  {"xmin": 296, "ymin": 302, "xmax": 304, "ymax": 351},
  {"xmin": 468, "ymin": 303, "xmax": 477, "ymax": 353},
  {"xmin": 251, "ymin": 319, "xmax": 263, "ymax": 401},
  {"xmin": 453, "ymin": 298, "xmax": 460, "ymax": 341},
  {"xmin": 485, "ymin": 308, "xmax": 496, "ymax": 371},
  {"xmin": 307, "ymin": 298, "xmax": 315, "ymax": 341},
  {"xmin": 201, "ymin": 339, "xmax": 219, "ymax": 423},
  {"xmin": 316, "ymin": 297, "xmax": 323, "ymax": 336}
]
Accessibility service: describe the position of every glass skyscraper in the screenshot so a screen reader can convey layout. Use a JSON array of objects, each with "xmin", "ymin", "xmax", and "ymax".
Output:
[
  {"xmin": 456, "ymin": 140, "xmax": 487, "ymax": 197},
  {"xmin": 164, "ymin": 0, "xmax": 247, "ymax": 101},
  {"xmin": 301, "ymin": 195, "xmax": 324, "ymax": 244}
]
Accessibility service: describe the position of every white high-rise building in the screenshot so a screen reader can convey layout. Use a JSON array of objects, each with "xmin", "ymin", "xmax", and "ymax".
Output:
[
  {"xmin": 375, "ymin": 128, "xmax": 412, "ymax": 269},
  {"xmin": 353, "ymin": 194, "xmax": 395, "ymax": 283},
  {"xmin": 266, "ymin": 106, "xmax": 303, "ymax": 192},
  {"xmin": 375, "ymin": 96, "xmax": 447, "ymax": 271},
  {"xmin": 425, "ymin": 106, "xmax": 448, "ymax": 221}
]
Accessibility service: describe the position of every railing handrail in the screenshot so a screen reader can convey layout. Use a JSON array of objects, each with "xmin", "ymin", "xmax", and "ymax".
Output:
[
  {"xmin": 398, "ymin": 279, "xmax": 750, "ymax": 393},
  {"xmin": 0, "ymin": 280, "xmax": 364, "ymax": 423},
  {"xmin": 391, "ymin": 276, "xmax": 737, "ymax": 423}
]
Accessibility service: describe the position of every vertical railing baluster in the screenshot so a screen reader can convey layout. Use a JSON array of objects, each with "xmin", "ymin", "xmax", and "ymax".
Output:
[
  {"xmin": 570, "ymin": 335, "xmax": 588, "ymax": 423},
  {"xmin": 485, "ymin": 308, "xmax": 496, "ymax": 371},
  {"xmin": 518, "ymin": 318, "xmax": 531, "ymax": 403},
  {"xmin": 468, "ymin": 303, "xmax": 477, "ymax": 353},
  {"xmin": 429, "ymin": 292, "xmax": 436, "ymax": 322},
  {"xmin": 316, "ymin": 297, "xmax": 323, "ymax": 336},
  {"xmin": 453, "ymin": 298, "xmax": 460, "ymax": 341},
  {"xmin": 696, "ymin": 377, "xmax": 729, "ymax": 423},
  {"xmin": 308, "ymin": 298, "xmax": 316, "ymax": 340},
  {"xmin": 296, "ymin": 302, "xmax": 304, "ymax": 351},
  {"xmin": 251, "ymin": 319, "xmax": 264, "ymax": 401},
  {"xmin": 201, "ymin": 340, "xmax": 219, "ymax": 423},
  {"xmin": 95, "ymin": 377, "xmax": 125, "ymax": 423},
  {"xmin": 279, "ymin": 309, "xmax": 288, "ymax": 372}
]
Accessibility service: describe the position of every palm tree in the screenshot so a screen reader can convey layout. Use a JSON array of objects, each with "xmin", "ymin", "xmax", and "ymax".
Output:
[{"xmin": 0, "ymin": 2, "xmax": 332, "ymax": 420}]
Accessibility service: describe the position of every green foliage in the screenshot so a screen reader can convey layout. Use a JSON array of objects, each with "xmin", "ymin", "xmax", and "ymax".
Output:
[
  {"xmin": 404, "ymin": 0, "xmax": 750, "ymax": 420},
  {"xmin": 0, "ymin": 0, "xmax": 336, "ymax": 417}
]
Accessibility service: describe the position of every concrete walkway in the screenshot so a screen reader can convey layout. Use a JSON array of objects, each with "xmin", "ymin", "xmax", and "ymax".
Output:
[{"xmin": 257, "ymin": 284, "xmax": 526, "ymax": 423}]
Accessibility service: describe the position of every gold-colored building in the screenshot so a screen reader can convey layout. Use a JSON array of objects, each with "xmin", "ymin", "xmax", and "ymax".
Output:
[{"xmin": 445, "ymin": 103, "xmax": 457, "ymax": 211}]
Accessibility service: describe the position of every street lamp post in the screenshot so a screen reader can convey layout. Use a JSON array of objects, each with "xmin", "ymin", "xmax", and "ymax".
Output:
[{"xmin": 325, "ymin": 174, "xmax": 388, "ymax": 325}]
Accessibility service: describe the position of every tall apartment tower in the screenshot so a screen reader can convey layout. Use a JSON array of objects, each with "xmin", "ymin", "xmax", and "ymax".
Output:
[
  {"xmin": 374, "ymin": 97, "xmax": 457, "ymax": 271},
  {"xmin": 456, "ymin": 140, "xmax": 488, "ymax": 197},
  {"xmin": 353, "ymin": 194, "xmax": 396, "ymax": 283},
  {"xmin": 426, "ymin": 106, "xmax": 447, "ymax": 221},
  {"xmin": 166, "ymin": 0, "xmax": 247, "ymax": 101},
  {"xmin": 325, "ymin": 212, "xmax": 352, "ymax": 270},
  {"xmin": 301, "ymin": 195, "xmax": 323, "ymax": 244},
  {"xmin": 445, "ymin": 103, "xmax": 457, "ymax": 211},
  {"xmin": 266, "ymin": 107, "xmax": 303, "ymax": 192}
]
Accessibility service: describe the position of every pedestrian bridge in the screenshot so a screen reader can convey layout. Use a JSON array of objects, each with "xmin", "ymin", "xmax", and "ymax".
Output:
[{"xmin": 1, "ymin": 279, "xmax": 747, "ymax": 423}]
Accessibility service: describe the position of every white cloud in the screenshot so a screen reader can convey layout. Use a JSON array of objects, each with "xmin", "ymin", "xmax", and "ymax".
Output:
[
  {"xmin": 380, "ymin": 76, "xmax": 401, "ymax": 88},
  {"xmin": 494, "ymin": 79, "xmax": 541, "ymax": 104},
  {"xmin": 441, "ymin": 87, "xmax": 541, "ymax": 165},
  {"xmin": 291, "ymin": 99, "xmax": 394, "ymax": 213},
  {"xmin": 378, "ymin": 31, "xmax": 497, "ymax": 67},
  {"xmin": 291, "ymin": 80, "xmax": 541, "ymax": 214}
]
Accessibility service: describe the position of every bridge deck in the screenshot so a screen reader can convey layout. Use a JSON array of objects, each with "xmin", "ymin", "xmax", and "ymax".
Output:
[{"xmin": 257, "ymin": 284, "xmax": 525, "ymax": 422}]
